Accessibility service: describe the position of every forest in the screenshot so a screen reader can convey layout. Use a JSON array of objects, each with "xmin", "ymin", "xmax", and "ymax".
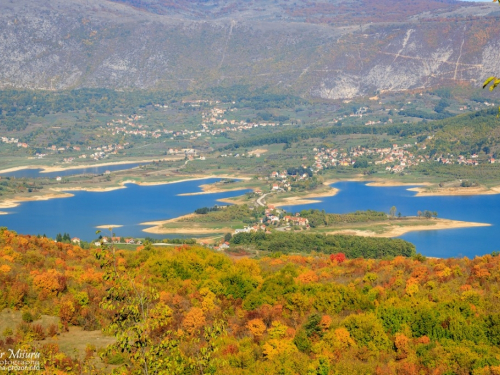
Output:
[
  {"xmin": 230, "ymin": 232, "xmax": 416, "ymax": 259},
  {"xmin": 1, "ymin": 228, "xmax": 500, "ymax": 374}
]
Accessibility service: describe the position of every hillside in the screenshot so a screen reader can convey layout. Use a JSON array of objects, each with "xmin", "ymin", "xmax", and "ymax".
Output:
[
  {"xmin": 1, "ymin": 229, "xmax": 500, "ymax": 374},
  {"xmin": 1, "ymin": 0, "xmax": 500, "ymax": 98}
]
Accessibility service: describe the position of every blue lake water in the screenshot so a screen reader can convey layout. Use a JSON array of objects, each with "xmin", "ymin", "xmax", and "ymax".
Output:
[
  {"xmin": 0, "ymin": 179, "xmax": 250, "ymax": 241},
  {"xmin": 279, "ymin": 182, "xmax": 500, "ymax": 258},
  {"xmin": 0, "ymin": 180, "xmax": 498, "ymax": 257},
  {"xmin": 0, "ymin": 163, "xmax": 148, "ymax": 178}
]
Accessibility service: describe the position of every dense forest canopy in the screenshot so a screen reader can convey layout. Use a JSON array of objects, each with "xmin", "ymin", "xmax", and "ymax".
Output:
[{"xmin": 1, "ymin": 229, "xmax": 500, "ymax": 374}]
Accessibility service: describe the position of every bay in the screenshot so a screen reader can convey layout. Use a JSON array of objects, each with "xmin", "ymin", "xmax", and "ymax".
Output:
[
  {"xmin": 278, "ymin": 181, "xmax": 500, "ymax": 258},
  {"xmin": 0, "ymin": 178, "xmax": 250, "ymax": 241},
  {"xmin": 1, "ymin": 180, "xmax": 498, "ymax": 257}
]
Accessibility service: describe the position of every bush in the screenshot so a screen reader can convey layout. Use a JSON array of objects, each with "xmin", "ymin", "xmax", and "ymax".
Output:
[{"xmin": 22, "ymin": 311, "xmax": 34, "ymax": 323}]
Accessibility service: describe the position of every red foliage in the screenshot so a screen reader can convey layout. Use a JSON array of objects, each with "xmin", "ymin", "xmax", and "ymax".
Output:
[
  {"xmin": 222, "ymin": 344, "xmax": 239, "ymax": 356},
  {"xmin": 330, "ymin": 253, "xmax": 346, "ymax": 264}
]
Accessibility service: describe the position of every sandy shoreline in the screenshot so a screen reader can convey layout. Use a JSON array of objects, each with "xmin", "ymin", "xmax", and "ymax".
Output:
[
  {"xmin": 178, "ymin": 183, "xmax": 249, "ymax": 196},
  {"xmin": 141, "ymin": 215, "xmax": 490, "ymax": 237},
  {"xmin": 366, "ymin": 181, "xmax": 432, "ymax": 187},
  {"xmin": 328, "ymin": 218, "xmax": 490, "ymax": 238},
  {"xmin": 0, "ymin": 192, "xmax": 74, "ymax": 210},
  {"xmin": 95, "ymin": 224, "xmax": 123, "ymax": 229},
  {"xmin": 273, "ymin": 187, "xmax": 340, "ymax": 207},
  {"xmin": 0, "ymin": 158, "xmax": 183, "ymax": 174},
  {"xmin": 0, "ymin": 174, "xmax": 253, "ymax": 211},
  {"xmin": 141, "ymin": 213, "xmax": 232, "ymax": 234},
  {"xmin": 408, "ymin": 186, "xmax": 500, "ymax": 197}
]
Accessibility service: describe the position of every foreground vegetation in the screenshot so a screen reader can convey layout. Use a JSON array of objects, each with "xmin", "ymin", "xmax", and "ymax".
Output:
[{"xmin": 1, "ymin": 228, "xmax": 500, "ymax": 374}]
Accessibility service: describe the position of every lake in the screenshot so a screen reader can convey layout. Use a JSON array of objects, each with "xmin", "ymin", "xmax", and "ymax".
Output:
[
  {"xmin": 0, "ymin": 178, "xmax": 250, "ymax": 241},
  {"xmin": 0, "ymin": 180, "xmax": 498, "ymax": 258},
  {"xmin": 0, "ymin": 162, "xmax": 149, "ymax": 178},
  {"xmin": 278, "ymin": 181, "xmax": 500, "ymax": 258}
]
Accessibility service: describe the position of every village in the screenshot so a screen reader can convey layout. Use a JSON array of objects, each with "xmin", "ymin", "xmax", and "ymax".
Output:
[
  {"xmin": 200, "ymin": 106, "xmax": 286, "ymax": 137},
  {"xmin": 309, "ymin": 141, "xmax": 496, "ymax": 174}
]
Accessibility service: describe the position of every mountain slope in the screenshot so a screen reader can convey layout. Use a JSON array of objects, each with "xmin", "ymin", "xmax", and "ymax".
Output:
[{"xmin": 1, "ymin": 0, "xmax": 499, "ymax": 98}]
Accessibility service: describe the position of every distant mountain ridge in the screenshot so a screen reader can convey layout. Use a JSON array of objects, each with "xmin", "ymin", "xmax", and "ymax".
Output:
[{"xmin": 1, "ymin": 0, "xmax": 500, "ymax": 99}]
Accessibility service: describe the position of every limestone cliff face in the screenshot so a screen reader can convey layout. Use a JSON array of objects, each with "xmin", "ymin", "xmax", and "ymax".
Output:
[{"xmin": 0, "ymin": 0, "xmax": 499, "ymax": 99}]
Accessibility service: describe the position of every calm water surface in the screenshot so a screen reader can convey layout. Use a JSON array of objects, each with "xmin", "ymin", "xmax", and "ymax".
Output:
[
  {"xmin": 279, "ymin": 182, "xmax": 500, "ymax": 258},
  {"xmin": 0, "ymin": 163, "xmax": 148, "ymax": 178},
  {"xmin": 0, "ymin": 179, "xmax": 249, "ymax": 241},
  {"xmin": 1, "ymin": 180, "xmax": 498, "ymax": 257}
]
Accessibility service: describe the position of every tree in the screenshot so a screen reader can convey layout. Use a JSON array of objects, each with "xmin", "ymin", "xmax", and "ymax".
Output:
[
  {"xmin": 389, "ymin": 206, "xmax": 397, "ymax": 218},
  {"xmin": 95, "ymin": 230, "xmax": 226, "ymax": 374},
  {"xmin": 95, "ymin": 230, "xmax": 185, "ymax": 374}
]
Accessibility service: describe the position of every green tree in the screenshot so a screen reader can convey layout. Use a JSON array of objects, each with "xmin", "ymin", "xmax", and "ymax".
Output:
[
  {"xmin": 95, "ymin": 230, "xmax": 226, "ymax": 374},
  {"xmin": 389, "ymin": 206, "xmax": 397, "ymax": 218}
]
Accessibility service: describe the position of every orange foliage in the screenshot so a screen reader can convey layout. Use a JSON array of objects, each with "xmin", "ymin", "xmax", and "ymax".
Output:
[
  {"xmin": 0, "ymin": 264, "xmax": 11, "ymax": 273},
  {"xmin": 416, "ymin": 336, "xmax": 431, "ymax": 345},
  {"xmin": 80, "ymin": 268, "xmax": 103, "ymax": 286},
  {"xmin": 296, "ymin": 270, "xmax": 319, "ymax": 284},
  {"xmin": 394, "ymin": 333, "xmax": 410, "ymax": 359},
  {"xmin": 246, "ymin": 318, "xmax": 266, "ymax": 338},
  {"xmin": 460, "ymin": 284, "xmax": 472, "ymax": 292},
  {"xmin": 32, "ymin": 269, "xmax": 66, "ymax": 297},
  {"xmin": 471, "ymin": 265, "xmax": 491, "ymax": 280},
  {"xmin": 319, "ymin": 315, "xmax": 332, "ymax": 331},
  {"xmin": 182, "ymin": 307, "xmax": 206, "ymax": 335}
]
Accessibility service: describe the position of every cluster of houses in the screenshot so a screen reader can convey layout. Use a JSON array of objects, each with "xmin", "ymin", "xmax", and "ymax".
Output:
[
  {"xmin": 437, "ymin": 154, "xmax": 495, "ymax": 166},
  {"xmin": 107, "ymin": 116, "xmax": 163, "ymax": 139},
  {"xmin": 234, "ymin": 205, "xmax": 310, "ymax": 234},
  {"xmin": 71, "ymin": 236, "xmax": 145, "ymax": 247},
  {"xmin": 311, "ymin": 141, "xmax": 497, "ymax": 173},
  {"xmin": 199, "ymin": 106, "xmax": 285, "ymax": 137},
  {"xmin": 311, "ymin": 144, "xmax": 423, "ymax": 172},
  {"xmin": 43, "ymin": 143, "xmax": 127, "ymax": 162},
  {"xmin": 261, "ymin": 170, "xmax": 312, "ymax": 192},
  {"xmin": 1, "ymin": 136, "xmax": 28, "ymax": 148}
]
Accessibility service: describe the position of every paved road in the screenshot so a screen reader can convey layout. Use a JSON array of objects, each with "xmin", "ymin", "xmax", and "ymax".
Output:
[{"xmin": 256, "ymin": 193, "xmax": 270, "ymax": 207}]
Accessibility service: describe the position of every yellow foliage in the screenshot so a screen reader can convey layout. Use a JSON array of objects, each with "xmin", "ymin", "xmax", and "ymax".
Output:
[
  {"xmin": 268, "ymin": 321, "xmax": 288, "ymax": 339},
  {"xmin": 262, "ymin": 338, "xmax": 298, "ymax": 359},
  {"xmin": 235, "ymin": 258, "xmax": 261, "ymax": 277},
  {"xmin": 406, "ymin": 278, "xmax": 419, "ymax": 296},
  {"xmin": 200, "ymin": 287, "xmax": 216, "ymax": 313},
  {"xmin": 323, "ymin": 327, "xmax": 357, "ymax": 351},
  {"xmin": 149, "ymin": 302, "xmax": 173, "ymax": 329}
]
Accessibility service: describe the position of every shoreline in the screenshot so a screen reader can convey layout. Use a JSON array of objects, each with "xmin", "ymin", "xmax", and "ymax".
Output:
[
  {"xmin": 366, "ymin": 181, "xmax": 432, "ymax": 187},
  {"xmin": 327, "ymin": 218, "xmax": 491, "ymax": 238},
  {"xmin": 0, "ymin": 174, "xmax": 253, "ymax": 212},
  {"xmin": 0, "ymin": 159, "xmax": 156, "ymax": 174},
  {"xmin": 178, "ymin": 184, "xmax": 250, "ymax": 196},
  {"xmin": 272, "ymin": 187, "xmax": 340, "ymax": 207},
  {"xmin": 141, "ymin": 213, "xmax": 232, "ymax": 235},
  {"xmin": 0, "ymin": 192, "xmax": 75, "ymax": 210},
  {"xmin": 140, "ymin": 215, "xmax": 490, "ymax": 238},
  {"xmin": 0, "ymin": 157, "xmax": 186, "ymax": 174},
  {"xmin": 95, "ymin": 224, "xmax": 123, "ymax": 229},
  {"xmin": 408, "ymin": 186, "xmax": 500, "ymax": 197}
]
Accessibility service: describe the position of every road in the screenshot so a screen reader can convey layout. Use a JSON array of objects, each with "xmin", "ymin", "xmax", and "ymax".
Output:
[{"xmin": 256, "ymin": 193, "xmax": 270, "ymax": 207}]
